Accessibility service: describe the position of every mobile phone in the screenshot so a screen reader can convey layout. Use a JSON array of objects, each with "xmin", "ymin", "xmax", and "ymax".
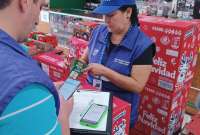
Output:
[
  {"xmin": 80, "ymin": 103, "xmax": 107, "ymax": 128},
  {"xmin": 59, "ymin": 78, "xmax": 80, "ymax": 100}
]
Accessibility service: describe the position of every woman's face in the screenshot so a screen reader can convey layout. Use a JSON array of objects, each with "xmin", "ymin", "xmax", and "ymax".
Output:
[{"xmin": 104, "ymin": 9, "xmax": 131, "ymax": 34}]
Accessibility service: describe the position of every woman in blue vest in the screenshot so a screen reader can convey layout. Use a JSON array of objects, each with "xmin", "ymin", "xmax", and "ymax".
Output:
[
  {"xmin": 0, "ymin": 0, "xmax": 72, "ymax": 135},
  {"xmin": 81, "ymin": 0, "xmax": 156, "ymax": 131}
]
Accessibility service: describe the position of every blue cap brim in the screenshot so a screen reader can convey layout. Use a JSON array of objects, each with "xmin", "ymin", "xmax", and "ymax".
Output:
[{"xmin": 93, "ymin": 6, "xmax": 120, "ymax": 15}]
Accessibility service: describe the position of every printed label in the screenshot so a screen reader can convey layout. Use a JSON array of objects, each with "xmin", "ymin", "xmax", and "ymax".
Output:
[
  {"xmin": 138, "ymin": 110, "xmax": 166, "ymax": 134},
  {"xmin": 152, "ymin": 57, "xmax": 176, "ymax": 79},
  {"xmin": 158, "ymin": 79, "xmax": 174, "ymax": 91}
]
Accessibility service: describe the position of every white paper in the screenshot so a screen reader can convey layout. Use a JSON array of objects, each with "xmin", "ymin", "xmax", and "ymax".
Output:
[{"xmin": 69, "ymin": 90, "xmax": 110, "ymax": 131}]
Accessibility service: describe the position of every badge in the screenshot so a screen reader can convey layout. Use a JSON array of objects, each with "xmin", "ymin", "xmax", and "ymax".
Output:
[{"xmin": 93, "ymin": 77, "xmax": 102, "ymax": 90}]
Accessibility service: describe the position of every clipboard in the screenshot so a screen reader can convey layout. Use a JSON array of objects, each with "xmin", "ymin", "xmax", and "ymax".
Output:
[{"xmin": 69, "ymin": 90, "xmax": 112, "ymax": 135}]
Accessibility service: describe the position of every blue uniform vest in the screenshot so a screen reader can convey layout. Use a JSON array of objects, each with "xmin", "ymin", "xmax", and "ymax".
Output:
[
  {"xmin": 88, "ymin": 24, "xmax": 153, "ymax": 126},
  {"xmin": 0, "ymin": 29, "xmax": 60, "ymax": 116}
]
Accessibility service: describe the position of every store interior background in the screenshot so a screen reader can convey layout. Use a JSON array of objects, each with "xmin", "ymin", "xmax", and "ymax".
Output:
[{"xmin": 32, "ymin": 0, "xmax": 200, "ymax": 134}]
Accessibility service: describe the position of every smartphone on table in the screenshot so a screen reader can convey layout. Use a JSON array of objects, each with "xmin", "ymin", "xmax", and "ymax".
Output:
[
  {"xmin": 80, "ymin": 103, "xmax": 107, "ymax": 128},
  {"xmin": 59, "ymin": 78, "xmax": 80, "ymax": 100}
]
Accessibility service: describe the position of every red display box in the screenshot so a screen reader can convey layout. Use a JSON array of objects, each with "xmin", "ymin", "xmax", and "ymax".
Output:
[
  {"xmin": 69, "ymin": 36, "xmax": 88, "ymax": 58},
  {"xmin": 138, "ymin": 84, "xmax": 190, "ymax": 135},
  {"xmin": 33, "ymin": 49, "xmax": 70, "ymax": 81},
  {"xmin": 112, "ymin": 97, "xmax": 131, "ymax": 135},
  {"xmin": 28, "ymin": 31, "xmax": 58, "ymax": 48},
  {"xmin": 73, "ymin": 21, "xmax": 99, "ymax": 41},
  {"xmin": 139, "ymin": 16, "xmax": 199, "ymax": 92}
]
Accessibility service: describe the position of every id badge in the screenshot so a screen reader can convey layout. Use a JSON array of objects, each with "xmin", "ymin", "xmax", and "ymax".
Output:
[{"xmin": 93, "ymin": 78, "xmax": 102, "ymax": 90}]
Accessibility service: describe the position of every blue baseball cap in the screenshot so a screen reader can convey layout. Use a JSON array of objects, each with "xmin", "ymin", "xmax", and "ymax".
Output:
[{"xmin": 93, "ymin": 0, "xmax": 136, "ymax": 15}]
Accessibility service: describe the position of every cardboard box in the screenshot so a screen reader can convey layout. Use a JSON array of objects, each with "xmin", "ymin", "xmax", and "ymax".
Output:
[
  {"xmin": 139, "ymin": 16, "xmax": 199, "ymax": 92},
  {"xmin": 73, "ymin": 21, "xmax": 99, "ymax": 41},
  {"xmin": 33, "ymin": 49, "xmax": 70, "ymax": 81},
  {"xmin": 112, "ymin": 96, "xmax": 131, "ymax": 135},
  {"xmin": 69, "ymin": 36, "xmax": 88, "ymax": 58},
  {"xmin": 138, "ymin": 84, "xmax": 190, "ymax": 135},
  {"xmin": 28, "ymin": 31, "xmax": 58, "ymax": 48},
  {"xmin": 24, "ymin": 39, "xmax": 55, "ymax": 56}
]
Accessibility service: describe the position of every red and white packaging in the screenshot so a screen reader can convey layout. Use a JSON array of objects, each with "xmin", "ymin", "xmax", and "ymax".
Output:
[
  {"xmin": 33, "ymin": 49, "xmax": 70, "ymax": 81},
  {"xmin": 139, "ymin": 16, "xmax": 199, "ymax": 92},
  {"xmin": 69, "ymin": 36, "xmax": 88, "ymax": 58},
  {"xmin": 28, "ymin": 31, "xmax": 58, "ymax": 48},
  {"xmin": 138, "ymin": 84, "xmax": 190, "ymax": 135},
  {"xmin": 112, "ymin": 96, "xmax": 131, "ymax": 135},
  {"xmin": 73, "ymin": 21, "xmax": 99, "ymax": 41}
]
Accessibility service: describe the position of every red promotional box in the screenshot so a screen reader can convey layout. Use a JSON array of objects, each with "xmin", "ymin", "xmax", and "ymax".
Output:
[
  {"xmin": 73, "ymin": 21, "xmax": 99, "ymax": 41},
  {"xmin": 33, "ymin": 49, "xmax": 70, "ymax": 81},
  {"xmin": 112, "ymin": 96, "xmax": 131, "ymax": 135},
  {"xmin": 69, "ymin": 36, "xmax": 88, "ymax": 58},
  {"xmin": 139, "ymin": 16, "xmax": 199, "ymax": 92},
  {"xmin": 28, "ymin": 31, "xmax": 58, "ymax": 48},
  {"xmin": 138, "ymin": 84, "xmax": 190, "ymax": 135}
]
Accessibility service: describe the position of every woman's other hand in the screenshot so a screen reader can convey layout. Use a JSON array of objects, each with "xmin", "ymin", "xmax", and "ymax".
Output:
[{"xmin": 84, "ymin": 63, "xmax": 107, "ymax": 76}]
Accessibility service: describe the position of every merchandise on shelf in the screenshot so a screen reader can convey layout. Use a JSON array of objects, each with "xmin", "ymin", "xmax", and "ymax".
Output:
[
  {"xmin": 69, "ymin": 36, "xmax": 88, "ymax": 58},
  {"xmin": 28, "ymin": 31, "xmax": 58, "ymax": 48},
  {"xmin": 49, "ymin": 11, "xmax": 102, "ymax": 46},
  {"xmin": 73, "ymin": 21, "xmax": 99, "ymax": 41},
  {"xmin": 24, "ymin": 38, "xmax": 54, "ymax": 56},
  {"xmin": 33, "ymin": 48, "xmax": 74, "ymax": 81},
  {"xmin": 84, "ymin": 0, "xmax": 100, "ymax": 10}
]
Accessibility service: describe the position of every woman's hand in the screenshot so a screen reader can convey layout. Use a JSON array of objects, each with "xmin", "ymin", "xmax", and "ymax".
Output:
[{"xmin": 84, "ymin": 63, "xmax": 107, "ymax": 76}]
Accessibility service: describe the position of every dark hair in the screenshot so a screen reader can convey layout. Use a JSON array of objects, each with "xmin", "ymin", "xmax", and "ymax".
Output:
[
  {"xmin": 119, "ymin": 5, "xmax": 139, "ymax": 26},
  {"xmin": 0, "ymin": 0, "xmax": 12, "ymax": 9}
]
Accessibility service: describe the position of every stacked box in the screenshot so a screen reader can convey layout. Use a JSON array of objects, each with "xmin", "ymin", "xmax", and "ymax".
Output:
[
  {"xmin": 73, "ymin": 21, "xmax": 99, "ymax": 41},
  {"xmin": 140, "ymin": 17, "xmax": 198, "ymax": 91},
  {"xmin": 69, "ymin": 36, "xmax": 88, "ymax": 58},
  {"xmin": 28, "ymin": 31, "xmax": 58, "ymax": 48},
  {"xmin": 24, "ymin": 39, "xmax": 54, "ymax": 55},
  {"xmin": 33, "ymin": 49, "xmax": 71, "ymax": 81},
  {"xmin": 112, "ymin": 97, "xmax": 131, "ymax": 135},
  {"xmin": 136, "ymin": 16, "xmax": 199, "ymax": 135}
]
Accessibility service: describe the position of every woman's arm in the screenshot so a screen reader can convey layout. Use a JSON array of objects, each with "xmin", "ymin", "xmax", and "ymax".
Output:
[{"xmin": 85, "ymin": 64, "xmax": 152, "ymax": 93}]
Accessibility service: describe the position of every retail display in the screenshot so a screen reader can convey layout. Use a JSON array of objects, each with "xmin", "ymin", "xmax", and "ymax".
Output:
[
  {"xmin": 136, "ymin": 0, "xmax": 194, "ymax": 20},
  {"xmin": 69, "ymin": 36, "xmax": 88, "ymax": 58},
  {"xmin": 32, "ymin": 3, "xmax": 200, "ymax": 134},
  {"xmin": 136, "ymin": 16, "xmax": 199, "ymax": 135},
  {"xmin": 112, "ymin": 97, "xmax": 131, "ymax": 135},
  {"xmin": 73, "ymin": 21, "xmax": 99, "ymax": 41},
  {"xmin": 49, "ymin": 11, "xmax": 102, "ymax": 46},
  {"xmin": 28, "ymin": 32, "xmax": 58, "ymax": 48},
  {"xmin": 23, "ymin": 32, "xmax": 58, "ymax": 55},
  {"xmin": 33, "ymin": 49, "xmax": 71, "ymax": 81}
]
